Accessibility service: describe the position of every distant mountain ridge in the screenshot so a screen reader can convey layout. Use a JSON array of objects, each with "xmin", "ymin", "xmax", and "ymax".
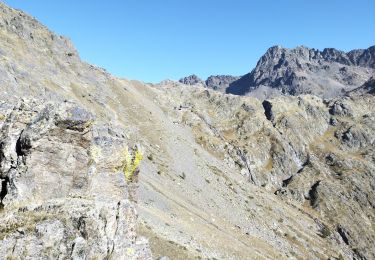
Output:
[
  {"xmin": 179, "ymin": 74, "xmax": 240, "ymax": 93},
  {"xmin": 180, "ymin": 45, "xmax": 375, "ymax": 99}
]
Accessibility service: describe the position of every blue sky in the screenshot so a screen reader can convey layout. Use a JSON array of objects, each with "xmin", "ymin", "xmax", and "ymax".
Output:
[{"xmin": 4, "ymin": 0, "xmax": 375, "ymax": 83}]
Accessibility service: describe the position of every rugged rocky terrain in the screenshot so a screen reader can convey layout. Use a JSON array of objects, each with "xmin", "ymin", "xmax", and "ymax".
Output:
[
  {"xmin": 153, "ymin": 82, "xmax": 375, "ymax": 259},
  {"xmin": 226, "ymin": 45, "xmax": 375, "ymax": 99},
  {"xmin": 349, "ymin": 77, "xmax": 375, "ymax": 95},
  {"xmin": 0, "ymin": 99, "xmax": 151, "ymax": 259},
  {"xmin": 180, "ymin": 45, "xmax": 375, "ymax": 100},
  {"xmin": 0, "ymin": 2, "xmax": 374, "ymax": 260},
  {"xmin": 179, "ymin": 74, "xmax": 206, "ymax": 87},
  {"xmin": 179, "ymin": 75, "xmax": 240, "ymax": 93}
]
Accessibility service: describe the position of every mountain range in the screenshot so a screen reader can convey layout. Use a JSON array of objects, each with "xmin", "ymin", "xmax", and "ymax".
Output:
[
  {"xmin": 180, "ymin": 45, "xmax": 375, "ymax": 99},
  {"xmin": 0, "ymin": 2, "xmax": 374, "ymax": 259}
]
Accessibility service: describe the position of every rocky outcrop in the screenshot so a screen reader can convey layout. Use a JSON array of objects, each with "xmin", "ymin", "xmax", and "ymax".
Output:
[
  {"xmin": 0, "ymin": 99, "xmax": 151, "ymax": 259},
  {"xmin": 347, "ymin": 46, "xmax": 375, "ymax": 68},
  {"xmin": 226, "ymin": 45, "xmax": 375, "ymax": 98},
  {"xmin": 178, "ymin": 74, "xmax": 205, "ymax": 86},
  {"xmin": 179, "ymin": 75, "xmax": 240, "ymax": 93},
  {"xmin": 349, "ymin": 77, "xmax": 375, "ymax": 95}
]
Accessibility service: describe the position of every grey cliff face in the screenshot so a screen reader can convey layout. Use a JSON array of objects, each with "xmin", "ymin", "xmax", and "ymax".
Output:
[{"xmin": 226, "ymin": 45, "xmax": 375, "ymax": 98}]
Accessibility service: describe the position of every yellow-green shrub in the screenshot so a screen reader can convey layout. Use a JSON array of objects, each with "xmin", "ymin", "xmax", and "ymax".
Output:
[{"xmin": 121, "ymin": 146, "xmax": 143, "ymax": 182}]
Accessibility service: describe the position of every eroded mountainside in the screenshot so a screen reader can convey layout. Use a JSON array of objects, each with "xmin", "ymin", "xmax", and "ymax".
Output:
[
  {"xmin": 154, "ymin": 81, "xmax": 375, "ymax": 259},
  {"xmin": 0, "ymin": 2, "xmax": 374, "ymax": 260}
]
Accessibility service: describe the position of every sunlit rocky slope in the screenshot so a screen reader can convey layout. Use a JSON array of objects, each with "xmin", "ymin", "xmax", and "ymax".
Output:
[{"xmin": 0, "ymin": 3, "xmax": 374, "ymax": 259}]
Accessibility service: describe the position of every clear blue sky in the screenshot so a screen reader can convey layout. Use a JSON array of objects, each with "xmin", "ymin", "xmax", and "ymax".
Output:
[{"xmin": 4, "ymin": 0, "xmax": 375, "ymax": 83}]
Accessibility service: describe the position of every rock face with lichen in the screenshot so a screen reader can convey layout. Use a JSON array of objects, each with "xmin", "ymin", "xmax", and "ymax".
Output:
[
  {"xmin": 0, "ymin": 2, "xmax": 374, "ymax": 260},
  {"xmin": 0, "ymin": 99, "xmax": 151, "ymax": 259}
]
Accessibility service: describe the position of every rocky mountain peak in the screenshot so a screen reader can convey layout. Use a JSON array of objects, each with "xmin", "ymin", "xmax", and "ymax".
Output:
[
  {"xmin": 226, "ymin": 45, "xmax": 375, "ymax": 98},
  {"xmin": 264, "ymin": 45, "xmax": 285, "ymax": 56},
  {"xmin": 178, "ymin": 74, "xmax": 205, "ymax": 85},
  {"xmin": 349, "ymin": 45, "xmax": 375, "ymax": 68},
  {"xmin": 321, "ymin": 47, "xmax": 350, "ymax": 64}
]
